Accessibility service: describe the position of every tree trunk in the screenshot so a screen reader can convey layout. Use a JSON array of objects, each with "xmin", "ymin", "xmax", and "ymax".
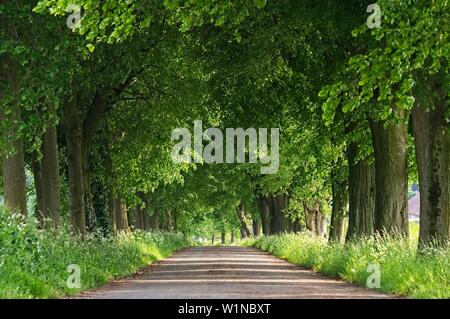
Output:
[
  {"xmin": 64, "ymin": 81, "xmax": 86, "ymax": 234},
  {"xmin": 370, "ymin": 115, "xmax": 409, "ymax": 236},
  {"xmin": 150, "ymin": 210, "xmax": 159, "ymax": 230},
  {"xmin": 135, "ymin": 206, "xmax": 144, "ymax": 229},
  {"xmin": 329, "ymin": 176, "xmax": 348, "ymax": 243},
  {"xmin": 346, "ymin": 142, "xmax": 375, "ymax": 240},
  {"xmin": 252, "ymin": 217, "xmax": 261, "ymax": 236},
  {"xmin": 256, "ymin": 196, "xmax": 271, "ymax": 235},
  {"xmin": 81, "ymin": 94, "xmax": 105, "ymax": 231},
  {"xmin": 135, "ymin": 192, "xmax": 148, "ymax": 230},
  {"xmin": 127, "ymin": 207, "xmax": 134, "ymax": 228},
  {"xmin": 105, "ymin": 150, "xmax": 116, "ymax": 234},
  {"xmin": 41, "ymin": 125, "xmax": 61, "ymax": 227},
  {"xmin": 269, "ymin": 194, "xmax": 289, "ymax": 234},
  {"xmin": 167, "ymin": 210, "xmax": 173, "ymax": 231},
  {"xmin": 236, "ymin": 203, "xmax": 252, "ymax": 237},
  {"xmin": 1, "ymin": 58, "xmax": 27, "ymax": 216},
  {"xmin": 287, "ymin": 218, "xmax": 293, "ymax": 233},
  {"xmin": 303, "ymin": 201, "xmax": 326, "ymax": 237},
  {"xmin": 412, "ymin": 83, "xmax": 450, "ymax": 247},
  {"xmin": 108, "ymin": 188, "xmax": 116, "ymax": 234},
  {"xmin": 142, "ymin": 209, "xmax": 149, "ymax": 229},
  {"xmin": 173, "ymin": 210, "xmax": 178, "ymax": 232},
  {"xmin": 303, "ymin": 202, "xmax": 317, "ymax": 235},
  {"xmin": 239, "ymin": 227, "xmax": 247, "ymax": 239},
  {"xmin": 221, "ymin": 231, "xmax": 226, "ymax": 244},
  {"xmin": 113, "ymin": 198, "xmax": 129, "ymax": 232},
  {"xmin": 31, "ymin": 152, "xmax": 45, "ymax": 222},
  {"xmin": 230, "ymin": 231, "xmax": 234, "ymax": 243}
]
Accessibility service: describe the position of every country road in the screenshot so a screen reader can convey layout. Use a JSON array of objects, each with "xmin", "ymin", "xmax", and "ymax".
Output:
[{"xmin": 79, "ymin": 246, "xmax": 392, "ymax": 299}]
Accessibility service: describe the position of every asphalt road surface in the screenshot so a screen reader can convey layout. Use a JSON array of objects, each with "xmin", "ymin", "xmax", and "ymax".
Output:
[{"xmin": 79, "ymin": 246, "xmax": 392, "ymax": 299}]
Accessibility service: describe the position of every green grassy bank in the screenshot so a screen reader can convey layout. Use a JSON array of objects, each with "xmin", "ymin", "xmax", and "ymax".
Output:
[
  {"xmin": 0, "ymin": 209, "xmax": 189, "ymax": 298},
  {"xmin": 243, "ymin": 233, "xmax": 449, "ymax": 298}
]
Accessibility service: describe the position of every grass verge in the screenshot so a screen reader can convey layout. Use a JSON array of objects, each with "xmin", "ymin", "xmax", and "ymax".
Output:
[
  {"xmin": 0, "ymin": 210, "xmax": 190, "ymax": 298},
  {"xmin": 242, "ymin": 233, "xmax": 449, "ymax": 298}
]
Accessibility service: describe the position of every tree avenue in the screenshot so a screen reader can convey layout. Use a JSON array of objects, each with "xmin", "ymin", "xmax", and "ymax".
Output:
[{"xmin": 0, "ymin": 0, "xmax": 448, "ymax": 259}]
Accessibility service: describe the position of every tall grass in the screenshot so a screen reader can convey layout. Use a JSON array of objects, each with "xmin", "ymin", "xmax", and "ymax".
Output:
[
  {"xmin": 243, "ymin": 233, "xmax": 450, "ymax": 298},
  {"xmin": 0, "ymin": 209, "xmax": 190, "ymax": 298}
]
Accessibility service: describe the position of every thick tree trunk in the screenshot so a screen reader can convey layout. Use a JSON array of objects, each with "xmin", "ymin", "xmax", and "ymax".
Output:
[
  {"xmin": 329, "ymin": 177, "xmax": 348, "ymax": 243},
  {"xmin": 303, "ymin": 202, "xmax": 316, "ymax": 235},
  {"xmin": 81, "ymin": 94, "xmax": 105, "ymax": 231},
  {"xmin": 256, "ymin": 196, "xmax": 271, "ymax": 235},
  {"xmin": 303, "ymin": 201, "xmax": 326, "ymax": 237},
  {"xmin": 370, "ymin": 115, "xmax": 409, "ymax": 236},
  {"xmin": 113, "ymin": 198, "xmax": 129, "ymax": 232},
  {"xmin": 1, "ymin": 59, "xmax": 27, "ymax": 216},
  {"xmin": 412, "ymin": 86, "xmax": 450, "ymax": 247},
  {"xmin": 64, "ymin": 82, "xmax": 86, "ymax": 234},
  {"xmin": 236, "ymin": 203, "xmax": 252, "ymax": 237},
  {"xmin": 252, "ymin": 218, "xmax": 261, "ymax": 236},
  {"xmin": 346, "ymin": 142, "xmax": 375, "ymax": 240},
  {"xmin": 41, "ymin": 125, "xmax": 61, "ymax": 227},
  {"xmin": 268, "ymin": 194, "xmax": 289, "ymax": 234}
]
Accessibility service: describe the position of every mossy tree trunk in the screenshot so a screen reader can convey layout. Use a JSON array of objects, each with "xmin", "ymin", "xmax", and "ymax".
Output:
[
  {"xmin": 370, "ymin": 113, "xmax": 409, "ymax": 237},
  {"xmin": 64, "ymin": 81, "xmax": 86, "ymax": 234},
  {"xmin": 1, "ymin": 58, "xmax": 27, "ymax": 216},
  {"xmin": 412, "ymin": 75, "xmax": 450, "ymax": 247},
  {"xmin": 113, "ymin": 198, "xmax": 129, "ymax": 232}
]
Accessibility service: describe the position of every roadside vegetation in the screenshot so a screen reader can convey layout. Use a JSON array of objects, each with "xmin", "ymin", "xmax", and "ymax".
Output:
[
  {"xmin": 0, "ymin": 208, "xmax": 189, "ymax": 298},
  {"xmin": 243, "ymin": 233, "xmax": 450, "ymax": 299}
]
